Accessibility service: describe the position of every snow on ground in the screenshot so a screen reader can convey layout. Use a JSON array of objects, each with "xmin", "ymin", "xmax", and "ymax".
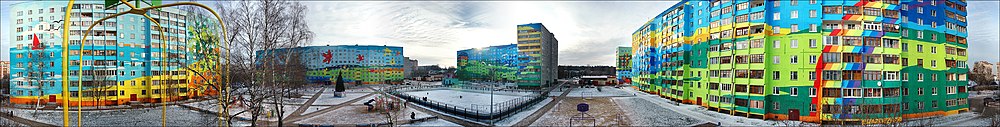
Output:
[
  {"xmin": 403, "ymin": 88, "xmax": 533, "ymax": 112},
  {"xmin": 613, "ymin": 97, "xmax": 702, "ymax": 126},
  {"xmin": 264, "ymin": 98, "xmax": 310, "ymax": 105},
  {"xmin": 312, "ymin": 93, "xmax": 369, "ymax": 106},
  {"xmin": 182, "ymin": 99, "xmax": 298, "ymax": 122},
  {"xmin": 0, "ymin": 117, "xmax": 28, "ymax": 127},
  {"xmin": 566, "ymin": 86, "xmax": 635, "ymax": 97},
  {"xmin": 11, "ymin": 105, "xmax": 249, "ymax": 126},
  {"xmin": 494, "ymin": 98, "xmax": 552, "ymax": 126},
  {"xmin": 532, "ymin": 98, "xmax": 629, "ymax": 126},
  {"xmin": 302, "ymin": 106, "xmax": 329, "ymax": 115},
  {"xmin": 400, "ymin": 119, "xmax": 461, "ymax": 126},
  {"xmin": 294, "ymin": 105, "xmax": 432, "ymax": 126}
]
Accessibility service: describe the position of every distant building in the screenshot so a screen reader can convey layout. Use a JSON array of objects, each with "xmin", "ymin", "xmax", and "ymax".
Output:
[
  {"xmin": 404, "ymin": 57, "xmax": 418, "ymax": 79},
  {"xmin": 0, "ymin": 61, "xmax": 8, "ymax": 79},
  {"xmin": 616, "ymin": 47, "xmax": 632, "ymax": 84},
  {"xmin": 558, "ymin": 65, "xmax": 616, "ymax": 79},
  {"xmin": 457, "ymin": 44, "xmax": 522, "ymax": 82},
  {"xmin": 260, "ymin": 45, "xmax": 404, "ymax": 85}
]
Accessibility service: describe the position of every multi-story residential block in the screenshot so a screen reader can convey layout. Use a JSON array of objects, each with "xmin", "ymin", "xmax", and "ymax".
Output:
[
  {"xmin": 457, "ymin": 44, "xmax": 522, "ymax": 82},
  {"xmin": 8, "ymin": 1, "xmax": 221, "ymax": 106},
  {"xmin": 404, "ymin": 57, "xmax": 418, "ymax": 79},
  {"xmin": 516, "ymin": 23, "xmax": 558, "ymax": 87},
  {"xmin": 455, "ymin": 23, "xmax": 559, "ymax": 88},
  {"xmin": 0, "ymin": 61, "xmax": 9, "ymax": 79},
  {"xmin": 630, "ymin": 0, "xmax": 968, "ymax": 124},
  {"xmin": 262, "ymin": 45, "xmax": 405, "ymax": 85},
  {"xmin": 617, "ymin": 47, "xmax": 632, "ymax": 84}
]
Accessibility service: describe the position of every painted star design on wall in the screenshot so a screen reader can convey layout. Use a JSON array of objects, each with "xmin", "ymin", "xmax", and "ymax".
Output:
[
  {"xmin": 357, "ymin": 54, "xmax": 365, "ymax": 62},
  {"xmin": 322, "ymin": 50, "xmax": 333, "ymax": 63}
]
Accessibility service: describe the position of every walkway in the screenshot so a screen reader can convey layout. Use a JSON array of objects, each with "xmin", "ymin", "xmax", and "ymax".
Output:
[
  {"xmin": 512, "ymin": 83, "xmax": 574, "ymax": 126},
  {"xmin": 407, "ymin": 102, "xmax": 488, "ymax": 126},
  {"xmin": 279, "ymin": 88, "xmax": 375, "ymax": 126},
  {"xmin": 285, "ymin": 87, "xmax": 325, "ymax": 118},
  {"xmin": 0, "ymin": 114, "xmax": 56, "ymax": 127}
]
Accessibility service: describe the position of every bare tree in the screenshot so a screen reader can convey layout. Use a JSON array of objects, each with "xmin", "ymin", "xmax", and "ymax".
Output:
[{"xmin": 215, "ymin": 0, "xmax": 313, "ymax": 126}]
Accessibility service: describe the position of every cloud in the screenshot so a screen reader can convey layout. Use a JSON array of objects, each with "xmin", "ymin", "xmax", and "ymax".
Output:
[
  {"xmin": 299, "ymin": 1, "xmax": 676, "ymax": 67},
  {"xmin": 965, "ymin": 1, "xmax": 1000, "ymax": 64}
]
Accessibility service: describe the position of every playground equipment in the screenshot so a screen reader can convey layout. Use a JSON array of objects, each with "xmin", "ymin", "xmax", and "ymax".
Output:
[{"xmin": 366, "ymin": 94, "xmax": 404, "ymax": 112}]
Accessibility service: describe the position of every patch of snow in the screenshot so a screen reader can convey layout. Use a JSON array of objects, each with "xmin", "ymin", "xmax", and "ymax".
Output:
[
  {"xmin": 400, "ymin": 119, "xmax": 461, "ymax": 126},
  {"xmin": 402, "ymin": 89, "xmax": 535, "ymax": 113},
  {"xmin": 566, "ymin": 86, "xmax": 635, "ymax": 97},
  {"xmin": 613, "ymin": 97, "xmax": 702, "ymax": 126},
  {"xmin": 302, "ymin": 106, "xmax": 328, "ymax": 115},
  {"xmin": 294, "ymin": 105, "xmax": 431, "ymax": 125}
]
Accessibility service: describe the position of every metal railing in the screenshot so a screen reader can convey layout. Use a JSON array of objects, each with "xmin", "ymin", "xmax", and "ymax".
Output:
[{"xmin": 386, "ymin": 85, "xmax": 546, "ymax": 122}]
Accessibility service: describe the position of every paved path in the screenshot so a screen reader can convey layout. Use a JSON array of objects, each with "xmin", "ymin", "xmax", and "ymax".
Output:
[
  {"xmin": 0, "ymin": 114, "xmax": 56, "ymax": 127},
  {"xmin": 512, "ymin": 86, "xmax": 574, "ymax": 126},
  {"xmin": 285, "ymin": 88, "xmax": 326, "ymax": 118}
]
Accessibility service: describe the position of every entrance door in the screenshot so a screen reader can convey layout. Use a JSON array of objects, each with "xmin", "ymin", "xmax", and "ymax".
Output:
[
  {"xmin": 130, "ymin": 94, "xmax": 138, "ymax": 101},
  {"xmin": 697, "ymin": 97, "xmax": 702, "ymax": 105},
  {"xmin": 48, "ymin": 95, "xmax": 56, "ymax": 102},
  {"xmin": 789, "ymin": 109, "xmax": 800, "ymax": 120}
]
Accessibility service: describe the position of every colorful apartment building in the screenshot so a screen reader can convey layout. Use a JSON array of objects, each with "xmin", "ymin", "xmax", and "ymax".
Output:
[
  {"xmin": 629, "ymin": 0, "xmax": 968, "ymax": 124},
  {"xmin": 7, "ymin": 1, "xmax": 222, "ymax": 106},
  {"xmin": 457, "ymin": 44, "xmax": 523, "ymax": 82},
  {"xmin": 455, "ymin": 23, "xmax": 559, "ymax": 87},
  {"xmin": 262, "ymin": 45, "xmax": 405, "ymax": 85},
  {"xmin": 516, "ymin": 23, "xmax": 559, "ymax": 87},
  {"xmin": 617, "ymin": 47, "xmax": 632, "ymax": 84}
]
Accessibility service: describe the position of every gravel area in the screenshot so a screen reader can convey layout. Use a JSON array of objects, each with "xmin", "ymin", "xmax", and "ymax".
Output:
[
  {"xmin": 11, "ymin": 105, "xmax": 249, "ymax": 126},
  {"xmin": 531, "ymin": 98, "xmax": 630, "ymax": 126},
  {"xmin": 613, "ymin": 97, "xmax": 702, "ymax": 126}
]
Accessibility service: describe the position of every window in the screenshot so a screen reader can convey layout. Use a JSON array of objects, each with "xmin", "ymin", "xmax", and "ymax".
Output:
[
  {"xmin": 824, "ymin": 36, "xmax": 840, "ymax": 45},
  {"xmin": 809, "ymin": 24, "xmax": 817, "ymax": 32},
  {"xmin": 791, "ymin": 71, "xmax": 799, "ymax": 80},
  {"xmin": 790, "ymin": 11, "xmax": 798, "ymax": 19},
  {"xmin": 931, "ymin": 47, "xmax": 937, "ymax": 54},
  {"xmin": 809, "ymin": 39, "xmax": 817, "ymax": 48},
  {"xmin": 932, "ymin": 88, "xmax": 938, "ymax": 95},
  {"xmin": 791, "ymin": 87, "xmax": 799, "ymax": 96},
  {"xmin": 773, "ymin": 87, "xmax": 780, "ymax": 95},
  {"xmin": 773, "ymin": 40, "xmax": 781, "ymax": 48},
  {"xmin": 809, "ymin": 88, "xmax": 817, "ymax": 97},
  {"xmin": 773, "ymin": 56, "xmax": 780, "ymax": 64},
  {"xmin": 810, "ymin": 55, "xmax": 818, "ymax": 64},
  {"xmin": 918, "ymin": 88, "xmax": 925, "ymax": 95},
  {"xmin": 791, "ymin": 55, "xmax": 799, "ymax": 64},
  {"xmin": 790, "ymin": 39, "xmax": 799, "ymax": 48},
  {"xmin": 809, "ymin": 10, "xmax": 817, "ymax": 18},
  {"xmin": 773, "ymin": 71, "xmax": 781, "ymax": 80},
  {"xmin": 917, "ymin": 45, "xmax": 924, "ymax": 52},
  {"xmin": 774, "ymin": 12, "xmax": 781, "ymax": 20}
]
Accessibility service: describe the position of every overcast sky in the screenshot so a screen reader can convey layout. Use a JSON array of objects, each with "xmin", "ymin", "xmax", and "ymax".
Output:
[{"xmin": 2, "ymin": 1, "xmax": 998, "ymax": 68}]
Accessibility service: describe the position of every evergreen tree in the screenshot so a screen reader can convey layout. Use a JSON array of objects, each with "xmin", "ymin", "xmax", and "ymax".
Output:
[{"xmin": 336, "ymin": 72, "xmax": 345, "ymax": 92}]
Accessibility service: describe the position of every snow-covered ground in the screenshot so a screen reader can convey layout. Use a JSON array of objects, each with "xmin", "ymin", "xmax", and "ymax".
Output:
[
  {"xmin": 403, "ymin": 88, "xmax": 535, "ymax": 112},
  {"xmin": 294, "ymin": 105, "xmax": 432, "ymax": 126},
  {"xmin": 614, "ymin": 97, "xmax": 702, "ymax": 126},
  {"xmin": 0, "ymin": 117, "xmax": 28, "ymax": 127},
  {"xmin": 182, "ymin": 99, "xmax": 298, "ymax": 122},
  {"xmin": 302, "ymin": 106, "xmax": 329, "ymax": 115},
  {"xmin": 312, "ymin": 93, "xmax": 369, "ymax": 106},
  {"xmin": 10, "ymin": 105, "xmax": 249, "ymax": 126},
  {"xmin": 566, "ymin": 86, "xmax": 635, "ymax": 97},
  {"xmin": 400, "ymin": 119, "xmax": 461, "ymax": 126}
]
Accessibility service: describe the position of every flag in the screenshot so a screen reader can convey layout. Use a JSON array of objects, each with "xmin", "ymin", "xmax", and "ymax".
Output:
[{"xmin": 31, "ymin": 34, "xmax": 43, "ymax": 50}]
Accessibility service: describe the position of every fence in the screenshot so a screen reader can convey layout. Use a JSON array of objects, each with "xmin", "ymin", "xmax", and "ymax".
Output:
[{"xmin": 386, "ymin": 85, "xmax": 546, "ymax": 122}]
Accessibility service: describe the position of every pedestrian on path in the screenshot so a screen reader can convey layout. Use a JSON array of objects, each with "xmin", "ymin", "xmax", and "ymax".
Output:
[{"xmin": 410, "ymin": 112, "xmax": 416, "ymax": 120}]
